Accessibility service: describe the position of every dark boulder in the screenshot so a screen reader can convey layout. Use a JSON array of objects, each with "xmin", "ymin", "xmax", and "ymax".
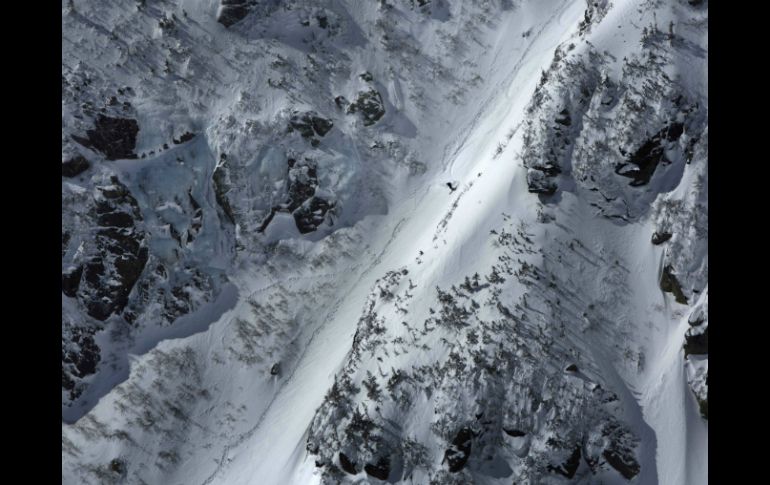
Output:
[
  {"xmin": 288, "ymin": 114, "xmax": 315, "ymax": 138},
  {"xmin": 364, "ymin": 456, "xmax": 390, "ymax": 480},
  {"xmin": 62, "ymin": 266, "xmax": 83, "ymax": 298},
  {"xmin": 293, "ymin": 196, "xmax": 333, "ymax": 234},
  {"xmin": 665, "ymin": 122, "xmax": 684, "ymax": 141},
  {"xmin": 555, "ymin": 108, "xmax": 572, "ymax": 126},
  {"xmin": 444, "ymin": 427, "xmax": 473, "ymax": 473},
  {"xmin": 62, "ymin": 232, "xmax": 71, "ymax": 257},
  {"xmin": 339, "ymin": 452, "xmax": 357, "ymax": 475},
  {"xmin": 615, "ymin": 136, "xmax": 664, "ymax": 186},
  {"xmin": 187, "ymin": 191, "xmax": 203, "ymax": 242},
  {"xmin": 660, "ymin": 265, "xmax": 688, "ymax": 304},
  {"xmin": 311, "ymin": 116, "xmax": 334, "ymax": 137},
  {"xmin": 260, "ymin": 158, "xmax": 330, "ymax": 234},
  {"xmin": 615, "ymin": 122, "xmax": 684, "ymax": 187},
  {"xmin": 550, "ymin": 446, "xmax": 581, "ymax": 479},
  {"xmin": 287, "ymin": 159, "xmax": 318, "ymax": 210},
  {"xmin": 97, "ymin": 210, "xmax": 134, "ymax": 228},
  {"xmin": 217, "ymin": 0, "xmax": 256, "ymax": 28},
  {"xmin": 61, "ymin": 326, "xmax": 101, "ymax": 401},
  {"xmin": 348, "ymin": 89, "xmax": 386, "ymax": 126},
  {"xmin": 72, "ymin": 115, "xmax": 139, "ymax": 160},
  {"xmin": 603, "ymin": 448, "xmax": 640, "ymax": 480},
  {"xmin": 503, "ymin": 428, "xmax": 526, "ymax": 437},
  {"xmin": 288, "ymin": 111, "xmax": 334, "ymax": 138},
  {"xmin": 683, "ymin": 326, "xmax": 708, "ymax": 357},
  {"xmin": 62, "ymin": 155, "xmax": 90, "ymax": 177},
  {"xmin": 687, "ymin": 307, "xmax": 706, "ymax": 326},
  {"xmin": 78, "ymin": 177, "xmax": 149, "ymax": 321},
  {"xmin": 334, "ymin": 95, "xmax": 349, "ymax": 110},
  {"xmin": 651, "ymin": 231, "xmax": 672, "ymax": 245},
  {"xmin": 109, "ymin": 458, "xmax": 126, "ymax": 476},
  {"xmin": 526, "ymin": 169, "xmax": 557, "ymax": 195},
  {"xmin": 697, "ymin": 395, "xmax": 708, "ymax": 420},
  {"xmin": 173, "ymin": 132, "xmax": 196, "ymax": 144},
  {"xmin": 213, "ymin": 155, "xmax": 236, "ymax": 225},
  {"xmin": 592, "ymin": 422, "xmax": 641, "ymax": 480}
]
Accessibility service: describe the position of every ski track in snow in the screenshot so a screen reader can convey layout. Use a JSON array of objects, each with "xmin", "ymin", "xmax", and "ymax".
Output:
[
  {"xmin": 203, "ymin": 217, "xmax": 409, "ymax": 484},
  {"xmin": 445, "ymin": 0, "xmax": 577, "ymax": 179}
]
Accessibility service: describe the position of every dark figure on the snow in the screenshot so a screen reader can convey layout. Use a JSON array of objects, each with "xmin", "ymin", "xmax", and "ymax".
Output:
[{"xmin": 446, "ymin": 182, "xmax": 457, "ymax": 192}]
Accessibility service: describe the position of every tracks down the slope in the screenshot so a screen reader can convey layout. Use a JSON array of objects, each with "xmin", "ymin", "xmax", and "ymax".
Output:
[
  {"xmin": 201, "ymin": 217, "xmax": 408, "ymax": 485},
  {"xmin": 444, "ymin": 0, "xmax": 580, "ymax": 178}
]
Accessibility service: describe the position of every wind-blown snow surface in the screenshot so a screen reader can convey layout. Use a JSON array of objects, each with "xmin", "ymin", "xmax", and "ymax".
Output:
[{"xmin": 62, "ymin": 0, "xmax": 707, "ymax": 484}]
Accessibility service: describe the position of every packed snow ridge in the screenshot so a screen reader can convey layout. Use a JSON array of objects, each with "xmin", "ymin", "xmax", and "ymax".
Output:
[{"xmin": 62, "ymin": 0, "xmax": 707, "ymax": 484}]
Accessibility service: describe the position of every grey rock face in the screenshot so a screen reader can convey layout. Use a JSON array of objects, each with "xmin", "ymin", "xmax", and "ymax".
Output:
[
  {"xmin": 76, "ymin": 176, "xmax": 148, "ymax": 321},
  {"xmin": 217, "ymin": 1, "xmax": 258, "ymax": 28},
  {"xmin": 288, "ymin": 111, "xmax": 334, "ymax": 139},
  {"xmin": 348, "ymin": 89, "xmax": 386, "ymax": 126},
  {"xmin": 72, "ymin": 115, "xmax": 139, "ymax": 161},
  {"xmin": 62, "ymin": 155, "xmax": 90, "ymax": 177}
]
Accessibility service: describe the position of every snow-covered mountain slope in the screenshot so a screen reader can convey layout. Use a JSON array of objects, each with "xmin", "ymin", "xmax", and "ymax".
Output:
[{"xmin": 62, "ymin": 0, "xmax": 707, "ymax": 483}]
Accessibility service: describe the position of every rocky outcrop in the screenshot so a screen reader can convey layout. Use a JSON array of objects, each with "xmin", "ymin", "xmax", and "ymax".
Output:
[
  {"xmin": 601, "ymin": 422, "xmax": 640, "ymax": 480},
  {"xmin": 62, "ymin": 155, "xmax": 90, "ymax": 177},
  {"xmin": 287, "ymin": 157, "xmax": 318, "ymax": 210},
  {"xmin": 62, "ymin": 266, "xmax": 83, "ymax": 297},
  {"xmin": 549, "ymin": 445, "xmax": 581, "ymax": 479},
  {"xmin": 293, "ymin": 196, "xmax": 334, "ymax": 234},
  {"xmin": 651, "ymin": 231, "xmax": 672, "ymax": 245},
  {"xmin": 524, "ymin": 106, "xmax": 576, "ymax": 196},
  {"xmin": 444, "ymin": 427, "xmax": 473, "ymax": 473},
  {"xmin": 62, "ymin": 232, "xmax": 70, "ymax": 258},
  {"xmin": 217, "ymin": 1, "xmax": 257, "ymax": 28},
  {"xmin": 684, "ymin": 292, "xmax": 708, "ymax": 420},
  {"xmin": 306, "ymin": 247, "xmax": 645, "ymax": 484},
  {"xmin": 72, "ymin": 115, "xmax": 139, "ymax": 160},
  {"xmin": 213, "ymin": 154, "xmax": 237, "ymax": 225},
  {"xmin": 526, "ymin": 169, "xmax": 557, "ymax": 195},
  {"xmin": 660, "ymin": 264, "xmax": 688, "ymax": 304},
  {"xmin": 615, "ymin": 122, "xmax": 684, "ymax": 187},
  {"xmin": 288, "ymin": 111, "xmax": 334, "ymax": 139},
  {"xmin": 259, "ymin": 157, "xmax": 333, "ymax": 235},
  {"xmin": 347, "ymin": 89, "xmax": 386, "ymax": 126},
  {"xmin": 603, "ymin": 448, "xmax": 640, "ymax": 480},
  {"xmin": 338, "ymin": 452, "xmax": 358, "ymax": 475},
  {"xmin": 76, "ymin": 176, "xmax": 149, "ymax": 321},
  {"xmin": 683, "ymin": 325, "xmax": 708, "ymax": 357},
  {"xmin": 173, "ymin": 132, "xmax": 196, "ymax": 144},
  {"xmin": 364, "ymin": 456, "xmax": 390, "ymax": 480},
  {"xmin": 61, "ymin": 326, "xmax": 101, "ymax": 401}
]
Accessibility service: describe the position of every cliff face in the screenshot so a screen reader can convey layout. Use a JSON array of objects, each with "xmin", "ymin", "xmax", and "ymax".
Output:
[{"xmin": 62, "ymin": 1, "xmax": 707, "ymax": 484}]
